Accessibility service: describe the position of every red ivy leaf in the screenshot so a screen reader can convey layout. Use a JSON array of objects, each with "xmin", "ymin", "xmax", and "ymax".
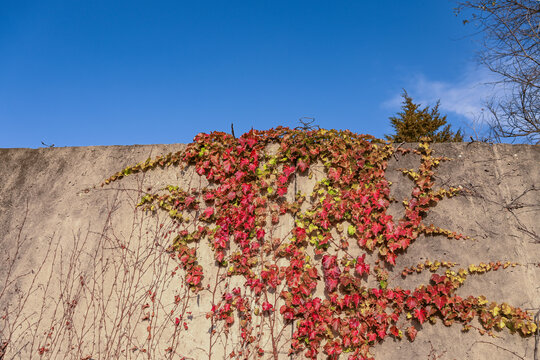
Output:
[
  {"xmin": 322, "ymin": 255, "xmax": 337, "ymax": 269},
  {"xmin": 386, "ymin": 253, "xmax": 396, "ymax": 265},
  {"xmin": 355, "ymin": 260, "xmax": 370, "ymax": 276},
  {"xmin": 262, "ymin": 301, "xmax": 273, "ymax": 312},
  {"xmin": 431, "ymin": 273, "xmax": 446, "ymax": 284},
  {"xmin": 407, "ymin": 326, "xmax": 418, "ymax": 341},
  {"xmin": 372, "ymin": 222, "xmax": 383, "ymax": 235},
  {"xmin": 297, "ymin": 160, "xmax": 308, "ymax": 172},
  {"xmin": 371, "ymin": 289, "xmax": 383, "ymax": 298},
  {"xmin": 406, "ymin": 297, "xmax": 418, "ymax": 309},
  {"xmin": 325, "ymin": 278, "xmax": 339, "ymax": 293},
  {"xmin": 414, "ymin": 308, "xmax": 427, "ymax": 324},
  {"xmin": 433, "ymin": 295, "xmax": 447, "ymax": 310},
  {"xmin": 203, "ymin": 207, "xmax": 214, "ymax": 218},
  {"xmin": 283, "ymin": 165, "xmax": 295, "ymax": 178}
]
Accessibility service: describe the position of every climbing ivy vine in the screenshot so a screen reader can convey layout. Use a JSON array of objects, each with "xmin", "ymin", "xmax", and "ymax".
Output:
[{"xmin": 104, "ymin": 127, "xmax": 538, "ymax": 359}]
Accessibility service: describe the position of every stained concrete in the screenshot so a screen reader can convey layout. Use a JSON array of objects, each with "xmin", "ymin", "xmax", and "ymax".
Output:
[{"xmin": 0, "ymin": 142, "xmax": 538, "ymax": 360}]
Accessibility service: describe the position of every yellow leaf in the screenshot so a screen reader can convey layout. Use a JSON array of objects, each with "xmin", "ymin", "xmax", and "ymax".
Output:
[{"xmin": 478, "ymin": 296, "xmax": 488, "ymax": 306}]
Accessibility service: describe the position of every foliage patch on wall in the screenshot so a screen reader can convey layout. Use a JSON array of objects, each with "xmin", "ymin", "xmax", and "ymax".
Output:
[{"xmin": 105, "ymin": 127, "xmax": 537, "ymax": 359}]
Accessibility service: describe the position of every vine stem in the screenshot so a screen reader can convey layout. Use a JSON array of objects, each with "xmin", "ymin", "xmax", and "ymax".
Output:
[
  {"xmin": 260, "ymin": 254, "xmax": 279, "ymax": 360},
  {"xmin": 471, "ymin": 340, "xmax": 525, "ymax": 360},
  {"xmin": 207, "ymin": 265, "xmax": 224, "ymax": 360}
]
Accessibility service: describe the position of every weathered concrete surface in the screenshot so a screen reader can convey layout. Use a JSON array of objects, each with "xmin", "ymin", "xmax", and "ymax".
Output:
[{"xmin": 0, "ymin": 142, "xmax": 539, "ymax": 360}]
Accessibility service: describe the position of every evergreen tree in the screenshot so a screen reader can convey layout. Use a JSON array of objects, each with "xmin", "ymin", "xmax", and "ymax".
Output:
[{"xmin": 385, "ymin": 91, "xmax": 463, "ymax": 142}]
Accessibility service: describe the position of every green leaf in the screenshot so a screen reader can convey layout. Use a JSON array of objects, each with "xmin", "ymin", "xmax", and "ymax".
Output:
[{"xmin": 347, "ymin": 225, "xmax": 356, "ymax": 236}]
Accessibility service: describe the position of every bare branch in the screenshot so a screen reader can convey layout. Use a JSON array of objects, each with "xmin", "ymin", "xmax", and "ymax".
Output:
[{"xmin": 457, "ymin": 0, "xmax": 540, "ymax": 143}]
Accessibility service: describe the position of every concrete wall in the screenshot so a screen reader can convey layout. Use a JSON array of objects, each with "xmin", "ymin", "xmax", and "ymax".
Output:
[{"xmin": 0, "ymin": 142, "xmax": 538, "ymax": 360}]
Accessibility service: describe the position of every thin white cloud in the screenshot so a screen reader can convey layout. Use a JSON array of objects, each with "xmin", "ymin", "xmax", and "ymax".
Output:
[{"xmin": 384, "ymin": 66, "xmax": 503, "ymax": 124}]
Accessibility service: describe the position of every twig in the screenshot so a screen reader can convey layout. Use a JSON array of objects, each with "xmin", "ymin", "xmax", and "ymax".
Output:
[
  {"xmin": 471, "ymin": 340, "xmax": 525, "ymax": 359},
  {"xmin": 295, "ymin": 117, "xmax": 318, "ymax": 131}
]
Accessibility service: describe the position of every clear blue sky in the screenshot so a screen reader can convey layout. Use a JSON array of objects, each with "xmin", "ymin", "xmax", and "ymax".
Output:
[{"xmin": 1, "ymin": 0, "xmax": 488, "ymax": 148}]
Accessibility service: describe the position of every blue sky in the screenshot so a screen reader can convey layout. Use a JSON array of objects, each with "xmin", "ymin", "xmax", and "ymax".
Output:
[{"xmin": 0, "ymin": 0, "xmax": 491, "ymax": 148}]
